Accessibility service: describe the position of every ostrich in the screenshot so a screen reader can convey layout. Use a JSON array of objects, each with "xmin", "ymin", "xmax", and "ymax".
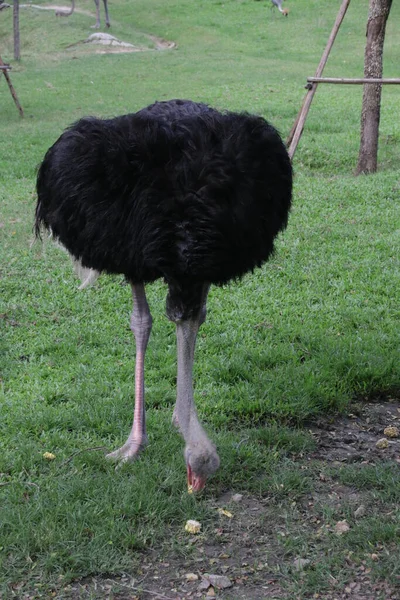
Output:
[
  {"xmin": 56, "ymin": 0, "xmax": 110, "ymax": 29},
  {"xmin": 271, "ymin": 0, "xmax": 289, "ymax": 16},
  {"xmin": 35, "ymin": 99, "xmax": 292, "ymax": 492}
]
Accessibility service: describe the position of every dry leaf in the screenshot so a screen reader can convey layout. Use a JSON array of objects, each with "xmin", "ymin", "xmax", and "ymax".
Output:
[{"xmin": 217, "ymin": 508, "xmax": 233, "ymax": 518}]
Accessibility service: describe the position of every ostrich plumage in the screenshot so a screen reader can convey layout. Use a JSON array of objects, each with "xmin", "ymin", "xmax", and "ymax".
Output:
[{"xmin": 35, "ymin": 99, "xmax": 292, "ymax": 492}]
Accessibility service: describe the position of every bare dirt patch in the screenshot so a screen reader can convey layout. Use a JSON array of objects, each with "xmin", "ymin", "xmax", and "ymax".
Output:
[
  {"xmin": 309, "ymin": 394, "xmax": 400, "ymax": 465},
  {"xmin": 54, "ymin": 396, "xmax": 400, "ymax": 600},
  {"xmin": 21, "ymin": 4, "xmax": 95, "ymax": 17}
]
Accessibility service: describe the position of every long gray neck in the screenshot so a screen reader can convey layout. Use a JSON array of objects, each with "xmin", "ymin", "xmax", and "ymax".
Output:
[{"xmin": 174, "ymin": 319, "xmax": 210, "ymax": 446}]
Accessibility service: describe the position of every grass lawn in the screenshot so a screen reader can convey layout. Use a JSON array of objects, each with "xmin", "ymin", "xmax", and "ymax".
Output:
[{"xmin": 1, "ymin": 0, "xmax": 400, "ymax": 597}]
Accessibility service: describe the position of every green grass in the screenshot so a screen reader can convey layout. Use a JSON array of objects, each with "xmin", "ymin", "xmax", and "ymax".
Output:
[{"xmin": 1, "ymin": 0, "xmax": 400, "ymax": 596}]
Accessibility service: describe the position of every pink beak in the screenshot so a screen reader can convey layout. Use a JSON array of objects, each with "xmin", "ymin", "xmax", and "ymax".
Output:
[{"xmin": 187, "ymin": 464, "xmax": 207, "ymax": 493}]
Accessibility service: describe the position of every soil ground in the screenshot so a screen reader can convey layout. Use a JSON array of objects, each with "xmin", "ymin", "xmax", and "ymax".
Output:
[{"xmin": 58, "ymin": 396, "xmax": 400, "ymax": 600}]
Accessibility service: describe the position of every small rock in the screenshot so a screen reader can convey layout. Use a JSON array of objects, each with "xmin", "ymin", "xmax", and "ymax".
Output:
[
  {"xmin": 376, "ymin": 438, "xmax": 389, "ymax": 449},
  {"xmin": 185, "ymin": 573, "xmax": 199, "ymax": 581},
  {"xmin": 207, "ymin": 574, "xmax": 233, "ymax": 589},
  {"xmin": 354, "ymin": 505, "xmax": 366, "ymax": 519},
  {"xmin": 335, "ymin": 520, "xmax": 350, "ymax": 535},
  {"xmin": 185, "ymin": 520, "xmax": 201, "ymax": 534},
  {"xmin": 220, "ymin": 565, "xmax": 230, "ymax": 573},
  {"xmin": 231, "ymin": 493, "xmax": 243, "ymax": 503},
  {"xmin": 293, "ymin": 558, "xmax": 311, "ymax": 571},
  {"xmin": 198, "ymin": 579, "xmax": 211, "ymax": 591},
  {"xmin": 206, "ymin": 587, "xmax": 216, "ymax": 597},
  {"xmin": 384, "ymin": 426, "xmax": 399, "ymax": 438}
]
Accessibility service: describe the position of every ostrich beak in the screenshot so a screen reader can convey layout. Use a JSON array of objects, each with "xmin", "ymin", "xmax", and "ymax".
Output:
[{"xmin": 187, "ymin": 463, "xmax": 207, "ymax": 493}]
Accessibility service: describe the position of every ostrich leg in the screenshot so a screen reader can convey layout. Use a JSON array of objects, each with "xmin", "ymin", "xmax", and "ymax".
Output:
[
  {"xmin": 106, "ymin": 283, "xmax": 152, "ymax": 463},
  {"xmin": 102, "ymin": 0, "xmax": 110, "ymax": 28},
  {"xmin": 169, "ymin": 284, "xmax": 220, "ymax": 492},
  {"xmin": 93, "ymin": 0, "xmax": 100, "ymax": 28},
  {"xmin": 92, "ymin": 0, "xmax": 100, "ymax": 27},
  {"xmin": 92, "ymin": 0, "xmax": 110, "ymax": 28}
]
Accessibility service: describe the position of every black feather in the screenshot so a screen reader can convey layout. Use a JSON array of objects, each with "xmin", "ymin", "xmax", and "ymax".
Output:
[{"xmin": 35, "ymin": 99, "xmax": 292, "ymax": 317}]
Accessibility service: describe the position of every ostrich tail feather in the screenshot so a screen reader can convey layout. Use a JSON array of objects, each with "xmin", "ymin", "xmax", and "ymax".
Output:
[
  {"xmin": 51, "ymin": 236, "xmax": 100, "ymax": 289},
  {"xmin": 72, "ymin": 259, "xmax": 101, "ymax": 289}
]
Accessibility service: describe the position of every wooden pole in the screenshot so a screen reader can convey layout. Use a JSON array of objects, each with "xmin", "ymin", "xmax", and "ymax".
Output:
[
  {"xmin": 287, "ymin": 0, "xmax": 352, "ymax": 160},
  {"xmin": 13, "ymin": 0, "xmax": 20, "ymax": 61},
  {"xmin": 0, "ymin": 55, "xmax": 24, "ymax": 116},
  {"xmin": 307, "ymin": 77, "xmax": 400, "ymax": 85}
]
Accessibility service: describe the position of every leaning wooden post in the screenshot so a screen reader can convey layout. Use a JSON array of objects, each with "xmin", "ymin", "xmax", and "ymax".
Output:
[
  {"xmin": 0, "ymin": 56, "xmax": 24, "ymax": 116},
  {"xmin": 287, "ymin": 0, "xmax": 351, "ymax": 160},
  {"xmin": 355, "ymin": 0, "xmax": 393, "ymax": 175}
]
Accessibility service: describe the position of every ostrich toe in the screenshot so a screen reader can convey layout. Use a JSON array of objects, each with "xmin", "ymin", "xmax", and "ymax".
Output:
[{"xmin": 106, "ymin": 435, "xmax": 148, "ymax": 464}]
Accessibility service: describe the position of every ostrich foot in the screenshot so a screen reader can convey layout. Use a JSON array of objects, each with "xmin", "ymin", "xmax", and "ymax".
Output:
[{"xmin": 106, "ymin": 435, "xmax": 148, "ymax": 465}]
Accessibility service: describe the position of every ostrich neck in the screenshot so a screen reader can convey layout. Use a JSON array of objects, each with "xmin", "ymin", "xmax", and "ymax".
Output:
[{"xmin": 174, "ymin": 319, "xmax": 209, "ymax": 445}]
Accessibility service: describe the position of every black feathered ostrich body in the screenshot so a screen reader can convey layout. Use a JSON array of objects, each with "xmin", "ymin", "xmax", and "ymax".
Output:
[{"xmin": 35, "ymin": 99, "xmax": 292, "ymax": 492}]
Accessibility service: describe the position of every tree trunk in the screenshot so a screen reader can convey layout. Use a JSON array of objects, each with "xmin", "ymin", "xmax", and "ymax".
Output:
[
  {"xmin": 356, "ymin": 0, "xmax": 392, "ymax": 175},
  {"xmin": 13, "ymin": 0, "xmax": 20, "ymax": 60}
]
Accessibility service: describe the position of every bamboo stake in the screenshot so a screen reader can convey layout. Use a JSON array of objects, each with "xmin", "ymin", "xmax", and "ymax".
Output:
[
  {"xmin": 0, "ymin": 55, "xmax": 24, "ymax": 116},
  {"xmin": 287, "ymin": 0, "xmax": 351, "ymax": 159},
  {"xmin": 307, "ymin": 77, "xmax": 400, "ymax": 85}
]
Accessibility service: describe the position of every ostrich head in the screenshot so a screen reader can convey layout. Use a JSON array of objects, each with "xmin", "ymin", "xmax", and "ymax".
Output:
[
  {"xmin": 185, "ymin": 441, "xmax": 220, "ymax": 493},
  {"xmin": 282, "ymin": 8, "xmax": 289, "ymax": 16}
]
